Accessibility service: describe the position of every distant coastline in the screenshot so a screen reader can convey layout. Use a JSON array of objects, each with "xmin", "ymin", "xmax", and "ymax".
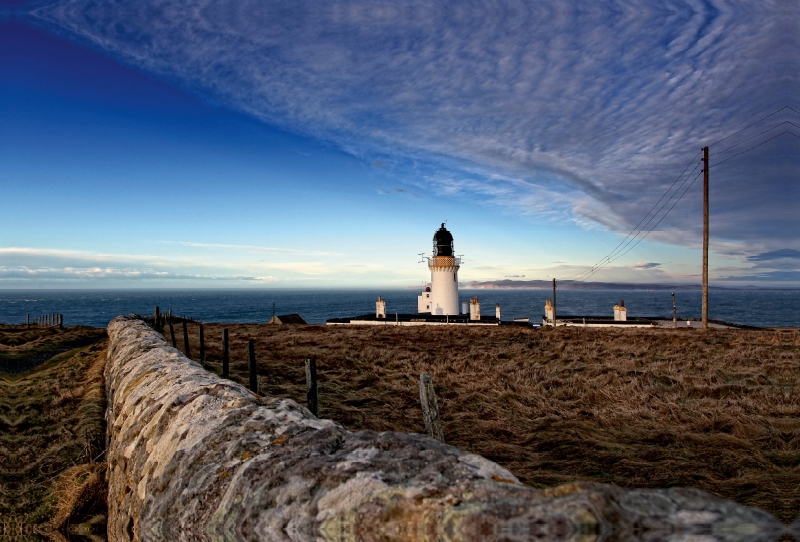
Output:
[{"xmin": 461, "ymin": 280, "xmax": 800, "ymax": 291}]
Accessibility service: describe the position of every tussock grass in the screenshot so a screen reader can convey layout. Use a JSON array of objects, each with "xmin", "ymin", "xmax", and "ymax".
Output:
[
  {"xmin": 0, "ymin": 325, "xmax": 106, "ymax": 375},
  {"xmin": 180, "ymin": 324, "xmax": 800, "ymax": 521},
  {"xmin": 0, "ymin": 326, "xmax": 108, "ymax": 540}
]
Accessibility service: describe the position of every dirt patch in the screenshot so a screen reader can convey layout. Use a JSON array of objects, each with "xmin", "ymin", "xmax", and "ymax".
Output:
[{"xmin": 170, "ymin": 323, "xmax": 800, "ymax": 522}]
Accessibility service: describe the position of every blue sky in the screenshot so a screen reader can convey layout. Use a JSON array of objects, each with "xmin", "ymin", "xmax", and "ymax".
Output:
[{"xmin": 1, "ymin": 0, "xmax": 798, "ymax": 288}]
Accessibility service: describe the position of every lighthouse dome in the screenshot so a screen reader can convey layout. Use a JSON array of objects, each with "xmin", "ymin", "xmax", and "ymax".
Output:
[{"xmin": 433, "ymin": 223, "xmax": 454, "ymax": 256}]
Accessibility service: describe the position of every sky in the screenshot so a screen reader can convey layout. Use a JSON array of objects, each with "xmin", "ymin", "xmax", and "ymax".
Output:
[{"xmin": 1, "ymin": 0, "xmax": 798, "ymax": 289}]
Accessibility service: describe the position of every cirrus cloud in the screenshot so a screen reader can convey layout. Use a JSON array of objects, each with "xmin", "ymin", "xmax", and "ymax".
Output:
[{"xmin": 28, "ymin": 0, "xmax": 800, "ymax": 265}]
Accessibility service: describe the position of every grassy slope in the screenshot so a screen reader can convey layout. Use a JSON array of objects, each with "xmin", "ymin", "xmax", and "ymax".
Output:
[
  {"xmin": 0, "ymin": 326, "xmax": 107, "ymax": 375},
  {"xmin": 0, "ymin": 326, "xmax": 108, "ymax": 541},
  {"xmin": 174, "ymin": 323, "xmax": 800, "ymax": 522}
]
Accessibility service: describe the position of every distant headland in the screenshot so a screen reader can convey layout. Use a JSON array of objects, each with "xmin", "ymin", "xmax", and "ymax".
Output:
[{"xmin": 462, "ymin": 280, "xmax": 800, "ymax": 291}]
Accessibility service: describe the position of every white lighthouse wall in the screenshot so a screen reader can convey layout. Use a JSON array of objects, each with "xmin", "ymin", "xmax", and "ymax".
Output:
[{"xmin": 430, "ymin": 268, "xmax": 459, "ymax": 315}]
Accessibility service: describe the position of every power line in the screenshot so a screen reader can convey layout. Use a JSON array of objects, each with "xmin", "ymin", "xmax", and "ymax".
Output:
[
  {"xmin": 711, "ymin": 130, "xmax": 798, "ymax": 168},
  {"xmin": 568, "ymin": 170, "xmax": 704, "ymax": 284},
  {"xmin": 609, "ymin": 171, "xmax": 703, "ymax": 263},
  {"xmin": 560, "ymin": 151, "xmax": 701, "ymax": 282},
  {"xmin": 563, "ymin": 159, "xmax": 702, "ymax": 283},
  {"xmin": 707, "ymin": 106, "xmax": 799, "ymax": 147},
  {"xmin": 622, "ymin": 131, "xmax": 798, "ymax": 261},
  {"xmin": 710, "ymin": 121, "xmax": 800, "ymax": 157},
  {"xmin": 605, "ymin": 156, "xmax": 701, "ymax": 262},
  {"xmin": 560, "ymin": 109, "xmax": 798, "ymax": 286}
]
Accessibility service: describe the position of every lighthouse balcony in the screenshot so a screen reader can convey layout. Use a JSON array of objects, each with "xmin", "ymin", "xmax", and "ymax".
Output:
[{"xmin": 426, "ymin": 255, "xmax": 461, "ymax": 269}]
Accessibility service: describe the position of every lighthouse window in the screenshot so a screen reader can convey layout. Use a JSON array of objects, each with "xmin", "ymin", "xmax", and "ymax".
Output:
[{"xmin": 453, "ymin": 273, "xmax": 456, "ymax": 282}]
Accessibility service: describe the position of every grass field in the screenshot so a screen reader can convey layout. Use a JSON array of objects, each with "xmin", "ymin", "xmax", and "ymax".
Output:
[
  {"xmin": 2, "ymin": 320, "xmax": 797, "ymax": 540},
  {"xmin": 170, "ymin": 323, "xmax": 800, "ymax": 523},
  {"xmin": 0, "ymin": 325, "xmax": 108, "ymax": 541}
]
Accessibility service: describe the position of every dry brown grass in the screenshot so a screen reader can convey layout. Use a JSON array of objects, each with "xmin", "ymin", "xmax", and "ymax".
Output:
[
  {"xmin": 0, "ymin": 325, "xmax": 107, "ymax": 375},
  {"xmin": 0, "ymin": 326, "xmax": 108, "ymax": 540},
  {"xmin": 174, "ymin": 323, "xmax": 800, "ymax": 522}
]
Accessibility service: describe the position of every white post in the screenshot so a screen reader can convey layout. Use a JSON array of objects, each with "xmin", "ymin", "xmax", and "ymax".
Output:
[{"xmin": 495, "ymin": 303, "xmax": 501, "ymax": 319}]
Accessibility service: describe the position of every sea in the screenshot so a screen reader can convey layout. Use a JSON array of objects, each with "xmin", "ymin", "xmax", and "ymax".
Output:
[{"xmin": 0, "ymin": 288, "xmax": 798, "ymax": 328}]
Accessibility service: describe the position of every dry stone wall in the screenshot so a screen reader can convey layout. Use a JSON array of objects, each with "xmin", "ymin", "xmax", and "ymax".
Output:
[{"xmin": 105, "ymin": 315, "xmax": 783, "ymax": 541}]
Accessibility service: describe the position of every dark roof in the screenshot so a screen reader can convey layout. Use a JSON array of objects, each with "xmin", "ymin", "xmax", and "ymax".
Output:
[
  {"xmin": 433, "ymin": 223, "xmax": 454, "ymax": 256},
  {"xmin": 327, "ymin": 313, "xmax": 502, "ymax": 325},
  {"xmin": 271, "ymin": 313, "xmax": 307, "ymax": 324}
]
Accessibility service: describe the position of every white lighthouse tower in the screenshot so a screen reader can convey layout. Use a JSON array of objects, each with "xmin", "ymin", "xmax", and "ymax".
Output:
[{"xmin": 418, "ymin": 224, "xmax": 461, "ymax": 315}]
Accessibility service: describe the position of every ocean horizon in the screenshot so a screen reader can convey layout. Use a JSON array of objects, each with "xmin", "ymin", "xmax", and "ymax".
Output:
[{"xmin": 1, "ymin": 288, "xmax": 799, "ymax": 328}]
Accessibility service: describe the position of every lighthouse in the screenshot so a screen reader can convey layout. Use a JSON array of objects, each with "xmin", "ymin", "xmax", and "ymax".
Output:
[{"xmin": 418, "ymin": 224, "xmax": 461, "ymax": 315}]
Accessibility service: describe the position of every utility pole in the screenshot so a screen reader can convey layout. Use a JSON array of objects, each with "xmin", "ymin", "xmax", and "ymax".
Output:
[
  {"xmin": 672, "ymin": 292, "xmax": 677, "ymax": 329},
  {"xmin": 552, "ymin": 278, "xmax": 557, "ymax": 327},
  {"xmin": 702, "ymin": 146, "xmax": 709, "ymax": 329}
]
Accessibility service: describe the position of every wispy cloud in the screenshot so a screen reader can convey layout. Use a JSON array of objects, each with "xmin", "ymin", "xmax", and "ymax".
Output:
[
  {"xmin": 168, "ymin": 241, "xmax": 342, "ymax": 256},
  {"xmin": 748, "ymin": 249, "xmax": 800, "ymax": 261},
  {"xmin": 30, "ymin": 0, "xmax": 800, "ymax": 264},
  {"xmin": 377, "ymin": 188, "xmax": 420, "ymax": 197},
  {"xmin": 0, "ymin": 246, "xmax": 396, "ymax": 286},
  {"xmin": 0, "ymin": 266, "xmax": 276, "ymax": 282},
  {"xmin": 0, "ymin": 247, "xmax": 279, "ymax": 284},
  {"xmin": 634, "ymin": 262, "xmax": 661, "ymax": 269}
]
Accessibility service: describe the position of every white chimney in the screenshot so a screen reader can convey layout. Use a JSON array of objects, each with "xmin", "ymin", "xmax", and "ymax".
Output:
[
  {"xmin": 469, "ymin": 297, "xmax": 481, "ymax": 320},
  {"xmin": 495, "ymin": 303, "xmax": 501, "ymax": 319},
  {"xmin": 613, "ymin": 304, "xmax": 620, "ymax": 320},
  {"xmin": 618, "ymin": 300, "xmax": 627, "ymax": 321},
  {"xmin": 462, "ymin": 300, "xmax": 468, "ymax": 315},
  {"xmin": 545, "ymin": 299, "xmax": 554, "ymax": 322},
  {"xmin": 376, "ymin": 296, "xmax": 386, "ymax": 319}
]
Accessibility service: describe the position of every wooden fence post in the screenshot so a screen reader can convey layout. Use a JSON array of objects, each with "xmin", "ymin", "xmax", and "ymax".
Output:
[
  {"xmin": 248, "ymin": 340, "xmax": 258, "ymax": 394},
  {"xmin": 199, "ymin": 324, "xmax": 205, "ymax": 362},
  {"xmin": 58, "ymin": 314, "xmax": 63, "ymax": 329},
  {"xmin": 305, "ymin": 358, "xmax": 318, "ymax": 416},
  {"xmin": 26, "ymin": 314, "xmax": 29, "ymax": 328},
  {"xmin": 183, "ymin": 321, "xmax": 191, "ymax": 358},
  {"xmin": 154, "ymin": 306, "xmax": 161, "ymax": 332},
  {"xmin": 169, "ymin": 318, "xmax": 176, "ymax": 348},
  {"xmin": 419, "ymin": 373, "xmax": 444, "ymax": 442},
  {"xmin": 672, "ymin": 293, "xmax": 678, "ymax": 329},
  {"xmin": 222, "ymin": 328, "xmax": 229, "ymax": 378}
]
